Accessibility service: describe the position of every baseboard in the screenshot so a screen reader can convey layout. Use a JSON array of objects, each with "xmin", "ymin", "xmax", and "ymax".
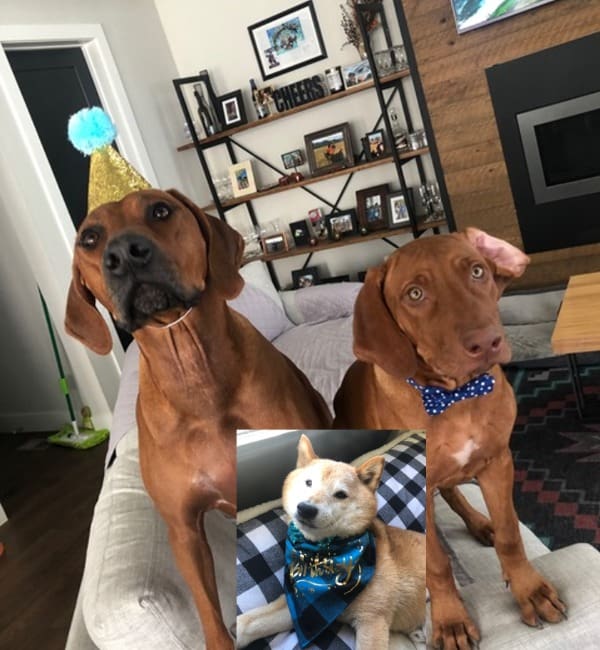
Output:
[{"xmin": 0, "ymin": 410, "xmax": 66, "ymax": 433}]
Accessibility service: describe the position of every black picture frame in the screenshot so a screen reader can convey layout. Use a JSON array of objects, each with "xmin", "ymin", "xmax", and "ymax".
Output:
[
  {"xmin": 326, "ymin": 209, "xmax": 358, "ymax": 240},
  {"xmin": 248, "ymin": 1, "xmax": 327, "ymax": 81},
  {"xmin": 281, "ymin": 149, "xmax": 305, "ymax": 170},
  {"xmin": 218, "ymin": 90, "xmax": 248, "ymax": 128},
  {"xmin": 304, "ymin": 123, "xmax": 354, "ymax": 177},
  {"xmin": 292, "ymin": 266, "xmax": 320, "ymax": 289},
  {"xmin": 363, "ymin": 128, "xmax": 389, "ymax": 161},
  {"xmin": 173, "ymin": 73, "xmax": 222, "ymax": 141},
  {"xmin": 289, "ymin": 219, "xmax": 311, "ymax": 247},
  {"xmin": 387, "ymin": 191, "xmax": 411, "ymax": 228},
  {"xmin": 356, "ymin": 184, "xmax": 389, "ymax": 232}
]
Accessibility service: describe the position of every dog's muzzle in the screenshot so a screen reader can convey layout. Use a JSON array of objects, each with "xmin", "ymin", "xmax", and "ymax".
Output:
[{"xmin": 103, "ymin": 232, "xmax": 199, "ymax": 331}]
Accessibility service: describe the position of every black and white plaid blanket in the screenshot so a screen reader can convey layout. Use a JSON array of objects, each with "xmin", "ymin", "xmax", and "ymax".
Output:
[{"xmin": 236, "ymin": 431, "xmax": 426, "ymax": 650}]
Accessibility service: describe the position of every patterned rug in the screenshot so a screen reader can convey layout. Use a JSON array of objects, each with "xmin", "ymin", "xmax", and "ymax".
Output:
[{"xmin": 506, "ymin": 363, "xmax": 600, "ymax": 551}]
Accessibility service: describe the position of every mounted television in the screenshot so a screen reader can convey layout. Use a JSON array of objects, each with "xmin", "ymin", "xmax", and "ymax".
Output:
[{"xmin": 451, "ymin": 0, "xmax": 558, "ymax": 34}]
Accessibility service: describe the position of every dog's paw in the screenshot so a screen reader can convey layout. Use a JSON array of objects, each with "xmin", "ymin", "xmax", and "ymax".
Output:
[
  {"xmin": 235, "ymin": 613, "xmax": 251, "ymax": 649},
  {"xmin": 430, "ymin": 598, "xmax": 480, "ymax": 650},
  {"xmin": 508, "ymin": 566, "xmax": 567, "ymax": 627}
]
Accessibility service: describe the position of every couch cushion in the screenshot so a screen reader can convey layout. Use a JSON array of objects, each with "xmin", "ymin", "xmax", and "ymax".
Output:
[
  {"xmin": 79, "ymin": 428, "xmax": 236, "ymax": 650},
  {"xmin": 279, "ymin": 283, "xmax": 361, "ymax": 325},
  {"xmin": 236, "ymin": 431, "xmax": 426, "ymax": 649},
  {"xmin": 230, "ymin": 261, "xmax": 292, "ymax": 341}
]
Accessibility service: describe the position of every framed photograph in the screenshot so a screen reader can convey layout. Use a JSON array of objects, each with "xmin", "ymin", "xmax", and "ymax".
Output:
[
  {"xmin": 326, "ymin": 209, "xmax": 358, "ymax": 240},
  {"xmin": 229, "ymin": 160, "xmax": 257, "ymax": 198},
  {"xmin": 173, "ymin": 73, "xmax": 222, "ymax": 140},
  {"xmin": 308, "ymin": 207, "xmax": 328, "ymax": 240},
  {"xmin": 292, "ymin": 266, "xmax": 320, "ymax": 289},
  {"xmin": 261, "ymin": 232, "xmax": 289, "ymax": 255},
  {"xmin": 289, "ymin": 219, "xmax": 311, "ymax": 247},
  {"xmin": 356, "ymin": 184, "xmax": 389, "ymax": 232},
  {"xmin": 342, "ymin": 60, "xmax": 373, "ymax": 88},
  {"xmin": 387, "ymin": 191, "xmax": 410, "ymax": 228},
  {"xmin": 363, "ymin": 129, "xmax": 389, "ymax": 161},
  {"xmin": 281, "ymin": 149, "xmax": 305, "ymax": 170},
  {"xmin": 451, "ymin": 0, "xmax": 557, "ymax": 34},
  {"xmin": 304, "ymin": 123, "xmax": 354, "ymax": 177},
  {"xmin": 248, "ymin": 1, "xmax": 327, "ymax": 81},
  {"xmin": 218, "ymin": 90, "xmax": 247, "ymax": 128}
]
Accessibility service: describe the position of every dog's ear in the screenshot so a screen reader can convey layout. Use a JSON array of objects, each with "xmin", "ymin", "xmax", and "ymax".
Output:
[
  {"xmin": 296, "ymin": 434, "xmax": 318, "ymax": 467},
  {"xmin": 65, "ymin": 264, "xmax": 113, "ymax": 355},
  {"xmin": 356, "ymin": 455, "xmax": 385, "ymax": 492},
  {"xmin": 167, "ymin": 189, "xmax": 244, "ymax": 299},
  {"xmin": 353, "ymin": 264, "xmax": 417, "ymax": 378},
  {"xmin": 464, "ymin": 227, "xmax": 530, "ymax": 294}
]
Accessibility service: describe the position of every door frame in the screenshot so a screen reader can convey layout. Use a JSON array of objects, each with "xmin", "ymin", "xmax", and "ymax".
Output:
[{"xmin": 0, "ymin": 24, "xmax": 157, "ymax": 427}]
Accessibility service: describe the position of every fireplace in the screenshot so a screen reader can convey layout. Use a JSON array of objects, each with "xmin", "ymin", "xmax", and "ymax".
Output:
[{"xmin": 486, "ymin": 33, "xmax": 600, "ymax": 254}]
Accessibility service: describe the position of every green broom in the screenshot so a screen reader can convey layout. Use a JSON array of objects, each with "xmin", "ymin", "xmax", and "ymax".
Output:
[{"xmin": 39, "ymin": 290, "xmax": 109, "ymax": 449}]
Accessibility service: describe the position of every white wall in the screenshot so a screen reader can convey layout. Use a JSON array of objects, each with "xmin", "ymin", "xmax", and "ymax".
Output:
[
  {"xmin": 0, "ymin": 0, "xmax": 206, "ymax": 431},
  {"xmin": 154, "ymin": 0, "xmax": 440, "ymax": 288}
]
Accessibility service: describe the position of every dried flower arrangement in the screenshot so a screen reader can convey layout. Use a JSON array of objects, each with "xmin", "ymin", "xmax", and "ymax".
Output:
[{"xmin": 339, "ymin": 0, "xmax": 380, "ymax": 57}]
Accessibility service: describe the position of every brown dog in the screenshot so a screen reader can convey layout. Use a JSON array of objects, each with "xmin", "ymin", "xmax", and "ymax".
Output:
[
  {"xmin": 334, "ymin": 229, "xmax": 567, "ymax": 649},
  {"xmin": 64, "ymin": 188, "xmax": 331, "ymax": 650}
]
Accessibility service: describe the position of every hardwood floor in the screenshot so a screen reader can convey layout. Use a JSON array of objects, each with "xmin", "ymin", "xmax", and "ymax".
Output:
[{"xmin": 0, "ymin": 433, "xmax": 106, "ymax": 650}]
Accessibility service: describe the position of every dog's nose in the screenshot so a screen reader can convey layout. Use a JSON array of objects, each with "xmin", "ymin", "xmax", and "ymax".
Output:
[
  {"xmin": 462, "ymin": 327, "xmax": 504, "ymax": 359},
  {"xmin": 296, "ymin": 502, "xmax": 318, "ymax": 520},
  {"xmin": 104, "ymin": 234, "xmax": 153, "ymax": 276}
]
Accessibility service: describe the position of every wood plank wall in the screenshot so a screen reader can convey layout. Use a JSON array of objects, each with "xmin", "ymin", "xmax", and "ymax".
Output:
[{"xmin": 401, "ymin": 0, "xmax": 600, "ymax": 288}]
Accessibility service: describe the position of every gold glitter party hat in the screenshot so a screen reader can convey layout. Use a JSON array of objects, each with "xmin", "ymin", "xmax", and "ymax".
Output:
[{"xmin": 68, "ymin": 107, "xmax": 151, "ymax": 213}]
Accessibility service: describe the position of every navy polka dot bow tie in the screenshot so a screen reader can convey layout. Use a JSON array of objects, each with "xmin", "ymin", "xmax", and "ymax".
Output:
[{"xmin": 406, "ymin": 374, "xmax": 495, "ymax": 416}]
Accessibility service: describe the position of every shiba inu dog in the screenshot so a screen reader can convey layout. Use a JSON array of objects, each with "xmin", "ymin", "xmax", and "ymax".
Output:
[{"xmin": 236, "ymin": 435, "xmax": 426, "ymax": 649}]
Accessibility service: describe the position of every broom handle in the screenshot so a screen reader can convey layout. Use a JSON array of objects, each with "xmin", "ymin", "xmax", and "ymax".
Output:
[{"xmin": 38, "ymin": 290, "xmax": 77, "ymax": 423}]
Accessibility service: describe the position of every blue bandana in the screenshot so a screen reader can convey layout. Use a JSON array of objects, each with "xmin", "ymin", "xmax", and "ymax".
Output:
[
  {"xmin": 284, "ymin": 522, "xmax": 376, "ymax": 648},
  {"xmin": 407, "ymin": 373, "xmax": 495, "ymax": 416}
]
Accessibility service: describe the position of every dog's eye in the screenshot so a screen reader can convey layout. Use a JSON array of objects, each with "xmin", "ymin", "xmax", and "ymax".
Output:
[
  {"xmin": 334, "ymin": 490, "xmax": 347, "ymax": 500},
  {"xmin": 471, "ymin": 264, "xmax": 485, "ymax": 279},
  {"xmin": 79, "ymin": 229, "xmax": 100, "ymax": 249},
  {"xmin": 407, "ymin": 286, "xmax": 423, "ymax": 301},
  {"xmin": 305, "ymin": 479, "xmax": 312, "ymax": 487},
  {"xmin": 152, "ymin": 202, "xmax": 171, "ymax": 220}
]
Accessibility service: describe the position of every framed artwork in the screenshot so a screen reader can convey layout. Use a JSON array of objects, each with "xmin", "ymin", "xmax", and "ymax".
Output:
[
  {"xmin": 228, "ymin": 160, "xmax": 257, "ymax": 198},
  {"xmin": 218, "ymin": 90, "xmax": 247, "ymax": 128},
  {"xmin": 261, "ymin": 232, "xmax": 289, "ymax": 255},
  {"xmin": 289, "ymin": 219, "xmax": 311, "ymax": 247},
  {"xmin": 281, "ymin": 149, "xmax": 305, "ymax": 170},
  {"xmin": 341, "ymin": 60, "xmax": 373, "ymax": 88},
  {"xmin": 387, "ymin": 191, "xmax": 410, "ymax": 228},
  {"xmin": 292, "ymin": 266, "xmax": 320, "ymax": 289},
  {"xmin": 451, "ymin": 0, "xmax": 557, "ymax": 34},
  {"xmin": 304, "ymin": 123, "xmax": 354, "ymax": 176},
  {"xmin": 173, "ymin": 73, "xmax": 222, "ymax": 140},
  {"xmin": 248, "ymin": 1, "xmax": 327, "ymax": 81},
  {"xmin": 326, "ymin": 209, "xmax": 358, "ymax": 240},
  {"xmin": 363, "ymin": 128, "xmax": 389, "ymax": 161},
  {"xmin": 356, "ymin": 184, "xmax": 389, "ymax": 232}
]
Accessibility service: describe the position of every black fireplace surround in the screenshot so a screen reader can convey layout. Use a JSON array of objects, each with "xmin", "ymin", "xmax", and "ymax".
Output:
[{"xmin": 486, "ymin": 33, "xmax": 600, "ymax": 254}]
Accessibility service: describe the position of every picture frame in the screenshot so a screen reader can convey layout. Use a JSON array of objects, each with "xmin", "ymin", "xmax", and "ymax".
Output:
[
  {"xmin": 261, "ymin": 232, "xmax": 289, "ymax": 255},
  {"xmin": 289, "ymin": 219, "xmax": 311, "ymax": 247},
  {"xmin": 229, "ymin": 160, "xmax": 257, "ymax": 198},
  {"xmin": 304, "ymin": 123, "xmax": 354, "ymax": 177},
  {"xmin": 308, "ymin": 207, "xmax": 328, "ymax": 240},
  {"xmin": 356, "ymin": 184, "xmax": 389, "ymax": 232},
  {"xmin": 341, "ymin": 60, "xmax": 373, "ymax": 88},
  {"xmin": 450, "ymin": 0, "xmax": 557, "ymax": 34},
  {"xmin": 291, "ymin": 266, "xmax": 320, "ymax": 289},
  {"xmin": 387, "ymin": 191, "xmax": 411, "ymax": 228},
  {"xmin": 173, "ymin": 73, "xmax": 222, "ymax": 141},
  {"xmin": 218, "ymin": 90, "xmax": 247, "ymax": 128},
  {"xmin": 248, "ymin": 1, "xmax": 327, "ymax": 81},
  {"xmin": 363, "ymin": 129, "xmax": 389, "ymax": 161},
  {"xmin": 281, "ymin": 149, "xmax": 305, "ymax": 170},
  {"xmin": 326, "ymin": 209, "xmax": 358, "ymax": 240}
]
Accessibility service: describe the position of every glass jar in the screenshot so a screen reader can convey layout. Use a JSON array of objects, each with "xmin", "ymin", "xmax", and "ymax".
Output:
[
  {"xmin": 325, "ymin": 66, "xmax": 344, "ymax": 93},
  {"xmin": 391, "ymin": 45, "xmax": 407, "ymax": 71}
]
